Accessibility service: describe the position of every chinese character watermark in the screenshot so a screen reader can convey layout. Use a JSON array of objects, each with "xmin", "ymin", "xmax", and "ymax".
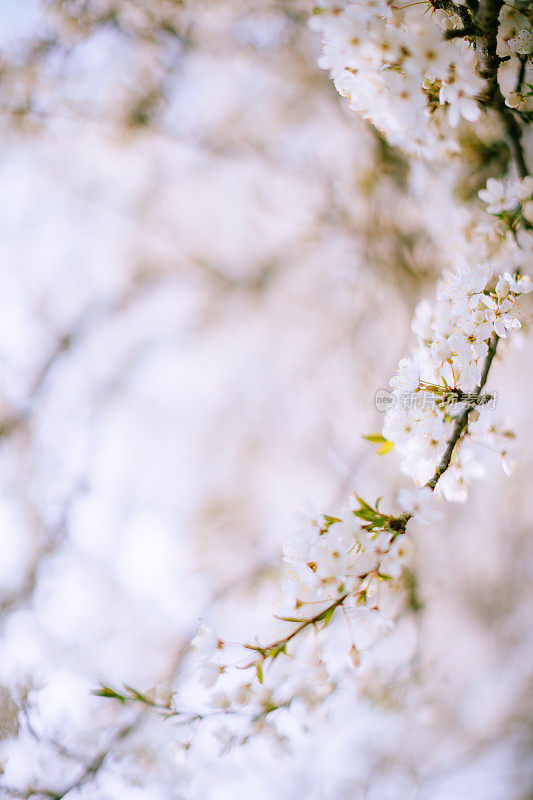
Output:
[{"xmin": 375, "ymin": 390, "xmax": 498, "ymax": 413}]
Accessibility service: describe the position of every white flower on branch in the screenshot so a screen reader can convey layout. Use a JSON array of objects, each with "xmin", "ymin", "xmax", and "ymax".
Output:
[
  {"xmin": 440, "ymin": 264, "xmax": 492, "ymax": 316},
  {"xmin": 508, "ymin": 28, "xmax": 533, "ymax": 55},
  {"xmin": 504, "ymin": 272, "xmax": 533, "ymax": 295},
  {"xmin": 192, "ymin": 619, "xmax": 219, "ymax": 661},
  {"xmin": 478, "ymin": 178, "xmax": 518, "ymax": 215},
  {"xmin": 398, "ymin": 486, "xmax": 440, "ymax": 526},
  {"xmin": 198, "ymin": 662, "xmax": 221, "ymax": 689},
  {"xmin": 485, "ymin": 296, "xmax": 521, "ymax": 338},
  {"xmin": 389, "ymin": 355, "xmax": 420, "ymax": 394},
  {"xmin": 380, "ymin": 535, "xmax": 415, "ymax": 578},
  {"xmin": 439, "ymin": 80, "xmax": 481, "ymax": 128}
]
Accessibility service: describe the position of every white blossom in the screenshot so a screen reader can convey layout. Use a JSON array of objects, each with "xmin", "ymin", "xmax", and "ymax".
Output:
[
  {"xmin": 380, "ymin": 535, "xmax": 415, "ymax": 578},
  {"xmin": 479, "ymin": 178, "xmax": 519, "ymax": 215},
  {"xmin": 192, "ymin": 619, "xmax": 219, "ymax": 661},
  {"xmin": 210, "ymin": 690, "xmax": 232, "ymax": 711},
  {"xmin": 398, "ymin": 486, "xmax": 440, "ymax": 526},
  {"xmin": 233, "ymin": 683, "xmax": 253, "ymax": 706},
  {"xmin": 439, "ymin": 80, "xmax": 481, "ymax": 128},
  {"xmin": 508, "ymin": 29, "xmax": 533, "ymax": 55},
  {"xmin": 198, "ymin": 661, "xmax": 221, "ymax": 689},
  {"xmin": 389, "ymin": 355, "xmax": 419, "ymax": 394}
]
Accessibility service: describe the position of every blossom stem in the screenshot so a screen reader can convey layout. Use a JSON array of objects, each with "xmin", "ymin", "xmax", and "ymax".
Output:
[{"xmin": 258, "ymin": 593, "xmax": 349, "ymax": 654}]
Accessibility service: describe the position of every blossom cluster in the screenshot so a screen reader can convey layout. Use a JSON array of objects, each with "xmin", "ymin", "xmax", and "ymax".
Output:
[
  {"xmin": 310, "ymin": 1, "xmax": 533, "ymax": 156},
  {"xmin": 383, "ymin": 262, "xmax": 530, "ymax": 498},
  {"xmin": 188, "ymin": 487, "xmax": 439, "ymax": 752},
  {"xmin": 184, "ymin": 2, "xmax": 533, "ymax": 747},
  {"xmin": 188, "ymin": 239, "xmax": 532, "ymax": 751},
  {"xmin": 93, "ymin": 0, "xmax": 533, "ymax": 765},
  {"xmin": 310, "ymin": 1, "xmax": 482, "ymax": 157},
  {"xmin": 479, "ymin": 175, "xmax": 533, "ymax": 224},
  {"xmin": 188, "ymin": 250, "xmax": 530, "ymax": 751},
  {"xmin": 282, "ymin": 496, "xmax": 417, "ymax": 602},
  {"xmin": 498, "ymin": 4, "xmax": 533, "ymax": 111},
  {"xmin": 190, "ymin": 614, "xmax": 332, "ymax": 753}
]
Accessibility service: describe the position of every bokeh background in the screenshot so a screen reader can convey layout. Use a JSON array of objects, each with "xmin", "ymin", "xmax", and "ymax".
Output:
[{"xmin": 0, "ymin": 2, "xmax": 532, "ymax": 798}]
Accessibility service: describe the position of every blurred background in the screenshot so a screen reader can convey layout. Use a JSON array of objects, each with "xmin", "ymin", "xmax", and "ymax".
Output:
[{"xmin": 0, "ymin": 1, "xmax": 532, "ymax": 798}]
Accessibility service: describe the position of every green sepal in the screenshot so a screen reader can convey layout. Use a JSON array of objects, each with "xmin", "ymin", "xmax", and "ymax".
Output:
[{"xmin": 362, "ymin": 433, "xmax": 387, "ymax": 443}]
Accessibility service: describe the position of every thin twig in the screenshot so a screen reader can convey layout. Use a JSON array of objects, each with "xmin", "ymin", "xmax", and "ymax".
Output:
[{"xmin": 426, "ymin": 334, "xmax": 499, "ymax": 490}]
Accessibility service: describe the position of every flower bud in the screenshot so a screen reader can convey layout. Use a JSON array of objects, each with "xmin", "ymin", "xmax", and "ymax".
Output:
[
  {"xmin": 312, "ymin": 662, "xmax": 330, "ymax": 684},
  {"xmin": 233, "ymin": 683, "xmax": 252, "ymax": 706},
  {"xmin": 523, "ymin": 200, "xmax": 533, "ymax": 225},
  {"xmin": 198, "ymin": 661, "xmax": 221, "ymax": 688},
  {"xmin": 210, "ymin": 690, "xmax": 231, "ymax": 711},
  {"xmin": 349, "ymin": 645, "xmax": 361, "ymax": 668}
]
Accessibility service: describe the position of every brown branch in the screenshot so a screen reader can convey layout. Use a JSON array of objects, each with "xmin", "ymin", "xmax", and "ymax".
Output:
[
  {"xmin": 253, "ymin": 592, "xmax": 349, "ymax": 655},
  {"xmin": 497, "ymin": 98, "xmax": 529, "ymax": 179},
  {"xmin": 0, "ymin": 719, "xmax": 142, "ymax": 800},
  {"xmin": 444, "ymin": 26, "xmax": 477, "ymax": 39},
  {"xmin": 426, "ymin": 334, "xmax": 499, "ymax": 490},
  {"xmin": 48, "ymin": 720, "xmax": 140, "ymax": 800},
  {"xmin": 472, "ymin": 0, "xmax": 529, "ymax": 177}
]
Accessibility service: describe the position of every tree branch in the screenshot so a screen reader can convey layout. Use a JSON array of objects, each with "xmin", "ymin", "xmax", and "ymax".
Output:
[
  {"xmin": 426, "ymin": 334, "xmax": 499, "ymax": 490},
  {"xmin": 473, "ymin": 0, "xmax": 529, "ymax": 177}
]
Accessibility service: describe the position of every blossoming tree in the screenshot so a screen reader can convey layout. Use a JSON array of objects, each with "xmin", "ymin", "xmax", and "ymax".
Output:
[
  {"xmin": 95, "ymin": 0, "xmax": 533, "ymax": 759},
  {"xmin": 0, "ymin": 0, "xmax": 532, "ymax": 798}
]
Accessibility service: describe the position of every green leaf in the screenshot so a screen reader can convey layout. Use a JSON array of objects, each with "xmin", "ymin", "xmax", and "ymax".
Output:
[
  {"xmin": 92, "ymin": 685, "xmax": 126, "ymax": 703},
  {"xmin": 123, "ymin": 685, "xmax": 148, "ymax": 703},
  {"xmin": 362, "ymin": 433, "xmax": 387, "ymax": 444},
  {"xmin": 351, "ymin": 494, "xmax": 392, "ymax": 531},
  {"xmin": 268, "ymin": 643, "xmax": 288, "ymax": 660},
  {"xmin": 355, "ymin": 495, "xmax": 373, "ymax": 512},
  {"xmin": 244, "ymin": 643, "xmax": 267, "ymax": 657},
  {"xmin": 316, "ymin": 605, "xmax": 337, "ymax": 628},
  {"xmin": 377, "ymin": 441, "xmax": 394, "ymax": 455},
  {"xmin": 362, "ymin": 434, "xmax": 394, "ymax": 456}
]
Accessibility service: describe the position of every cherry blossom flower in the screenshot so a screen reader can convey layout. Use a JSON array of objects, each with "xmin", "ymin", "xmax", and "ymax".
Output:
[
  {"xmin": 508, "ymin": 29, "xmax": 533, "ymax": 55},
  {"xmin": 389, "ymin": 355, "xmax": 420, "ymax": 394},
  {"xmin": 380, "ymin": 535, "xmax": 415, "ymax": 577},
  {"xmin": 398, "ymin": 486, "xmax": 440, "ymax": 526},
  {"xmin": 192, "ymin": 619, "xmax": 219, "ymax": 661},
  {"xmin": 198, "ymin": 661, "xmax": 221, "ymax": 688},
  {"xmin": 439, "ymin": 81, "xmax": 480, "ymax": 128},
  {"xmin": 478, "ymin": 178, "xmax": 518, "ymax": 214}
]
